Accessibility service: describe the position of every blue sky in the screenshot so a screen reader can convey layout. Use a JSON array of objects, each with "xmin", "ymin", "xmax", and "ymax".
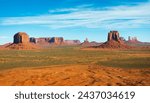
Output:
[{"xmin": 0, "ymin": 0, "xmax": 150, "ymax": 44}]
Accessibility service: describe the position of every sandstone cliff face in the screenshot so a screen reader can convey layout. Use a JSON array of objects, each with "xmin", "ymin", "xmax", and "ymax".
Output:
[
  {"xmin": 7, "ymin": 32, "xmax": 39, "ymax": 49},
  {"xmin": 30, "ymin": 38, "xmax": 51, "ymax": 44},
  {"xmin": 99, "ymin": 31, "xmax": 130, "ymax": 48},
  {"xmin": 30, "ymin": 37, "xmax": 64, "ymax": 45},
  {"xmin": 108, "ymin": 31, "xmax": 121, "ymax": 42},
  {"xmin": 50, "ymin": 37, "xmax": 64, "ymax": 44},
  {"xmin": 14, "ymin": 32, "xmax": 29, "ymax": 44},
  {"xmin": 30, "ymin": 37, "xmax": 36, "ymax": 43}
]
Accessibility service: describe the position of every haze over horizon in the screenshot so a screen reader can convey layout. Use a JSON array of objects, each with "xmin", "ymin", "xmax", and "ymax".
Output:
[{"xmin": 0, "ymin": 0, "xmax": 150, "ymax": 45}]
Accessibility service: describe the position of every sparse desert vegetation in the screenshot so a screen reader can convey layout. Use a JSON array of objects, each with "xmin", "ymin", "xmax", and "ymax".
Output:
[{"xmin": 0, "ymin": 46, "xmax": 150, "ymax": 70}]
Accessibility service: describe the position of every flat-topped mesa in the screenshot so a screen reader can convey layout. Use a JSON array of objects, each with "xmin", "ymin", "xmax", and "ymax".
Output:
[
  {"xmin": 65, "ymin": 40, "xmax": 81, "ymax": 45},
  {"xmin": 6, "ymin": 32, "xmax": 39, "ymax": 49},
  {"xmin": 107, "ymin": 31, "xmax": 121, "ymax": 42},
  {"xmin": 50, "ymin": 37, "xmax": 64, "ymax": 44},
  {"xmin": 14, "ymin": 32, "xmax": 29, "ymax": 44},
  {"xmin": 30, "ymin": 37, "xmax": 64, "ymax": 45},
  {"xmin": 30, "ymin": 37, "xmax": 51, "ymax": 44}
]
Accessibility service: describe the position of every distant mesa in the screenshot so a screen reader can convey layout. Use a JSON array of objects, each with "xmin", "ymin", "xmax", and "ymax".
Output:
[
  {"xmin": 30, "ymin": 37, "xmax": 51, "ymax": 45},
  {"xmin": 50, "ymin": 37, "xmax": 64, "ymax": 45},
  {"xmin": 30, "ymin": 37, "xmax": 81, "ymax": 46},
  {"xmin": 107, "ymin": 31, "xmax": 121, "ymax": 42},
  {"xmin": 81, "ymin": 38, "xmax": 101, "ymax": 47},
  {"xmin": 1, "ymin": 31, "xmax": 149, "ymax": 50},
  {"xmin": 7, "ymin": 32, "xmax": 39, "ymax": 50},
  {"xmin": 30, "ymin": 37, "xmax": 64, "ymax": 45},
  {"xmin": 65, "ymin": 40, "xmax": 81, "ymax": 45},
  {"xmin": 128, "ymin": 36, "xmax": 140, "ymax": 43},
  {"xmin": 14, "ymin": 32, "xmax": 29, "ymax": 44},
  {"xmin": 80, "ymin": 38, "xmax": 92, "ymax": 47},
  {"xmin": 98, "ymin": 31, "xmax": 130, "ymax": 49}
]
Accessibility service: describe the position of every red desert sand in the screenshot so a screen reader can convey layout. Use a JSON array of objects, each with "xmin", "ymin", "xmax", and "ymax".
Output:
[{"xmin": 0, "ymin": 65, "xmax": 149, "ymax": 86}]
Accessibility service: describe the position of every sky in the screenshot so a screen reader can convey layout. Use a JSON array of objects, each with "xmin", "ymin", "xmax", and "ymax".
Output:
[{"xmin": 0, "ymin": 0, "xmax": 150, "ymax": 44}]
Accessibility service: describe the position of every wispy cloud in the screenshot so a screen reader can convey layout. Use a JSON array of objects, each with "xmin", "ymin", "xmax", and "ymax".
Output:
[
  {"xmin": 48, "ymin": 4, "xmax": 93, "ymax": 13},
  {"xmin": 0, "ymin": 2, "xmax": 150, "ymax": 29}
]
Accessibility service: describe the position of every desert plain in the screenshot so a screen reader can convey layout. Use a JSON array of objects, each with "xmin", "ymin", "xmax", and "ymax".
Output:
[{"xmin": 0, "ymin": 46, "xmax": 149, "ymax": 86}]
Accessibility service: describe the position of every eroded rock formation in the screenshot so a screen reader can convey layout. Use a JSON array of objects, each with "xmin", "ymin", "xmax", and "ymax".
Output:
[
  {"xmin": 14, "ymin": 32, "xmax": 29, "ymax": 44},
  {"xmin": 7, "ymin": 32, "xmax": 39, "ymax": 49},
  {"xmin": 108, "ymin": 31, "xmax": 121, "ymax": 42},
  {"xmin": 50, "ymin": 37, "xmax": 64, "ymax": 44},
  {"xmin": 65, "ymin": 40, "xmax": 81, "ymax": 45},
  {"xmin": 98, "ymin": 31, "xmax": 130, "ymax": 48},
  {"xmin": 30, "ymin": 37, "xmax": 51, "ymax": 44},
  {"xmin": 128, "ymin": 36, "xmax": 140, "ymax": 43},
  {"xmin": 30, "ymin": 37, "xmax": 64, "ymax": 45},
  {"xmin": 81, "ymin": 38, "xmax": 92, "ymax": 47}
]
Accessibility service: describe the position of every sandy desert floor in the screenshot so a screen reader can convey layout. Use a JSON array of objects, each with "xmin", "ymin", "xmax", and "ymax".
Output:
[{"xmin": 0, "ymin": 65, "xmax": 149, "ymax": 86}]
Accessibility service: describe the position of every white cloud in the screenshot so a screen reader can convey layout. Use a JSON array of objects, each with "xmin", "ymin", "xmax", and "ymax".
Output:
[{"xmin": 0, "ymin": 2, "xmax": 150, "ymax": 29}]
